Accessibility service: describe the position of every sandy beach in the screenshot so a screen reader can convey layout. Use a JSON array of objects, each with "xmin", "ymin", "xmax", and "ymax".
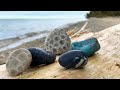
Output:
[
  {"xmin": 0, "ymin": 17, "xmax": 120, "ymax": 65},
  {"xmin": 85, "ymin": 17, "xmax": 120, "ymax": 32}
]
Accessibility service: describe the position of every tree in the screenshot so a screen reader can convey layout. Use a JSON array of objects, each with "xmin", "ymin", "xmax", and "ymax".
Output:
[{"xmin": 86, "ymin": 11, "xmax": 120, "ymax": 18}]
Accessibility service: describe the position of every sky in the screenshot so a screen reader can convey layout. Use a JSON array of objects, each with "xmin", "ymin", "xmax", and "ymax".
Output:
[{"xmin": 0, "ymin": 11, "xmax": 90, "ymax": 19}]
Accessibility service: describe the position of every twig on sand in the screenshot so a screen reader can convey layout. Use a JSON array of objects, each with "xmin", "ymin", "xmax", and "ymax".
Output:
[{"xmin": 69, "ymin": 21, "xmax": 88, "ymax": 38}]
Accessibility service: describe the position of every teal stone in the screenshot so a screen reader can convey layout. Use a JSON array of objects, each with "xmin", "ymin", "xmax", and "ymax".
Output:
[{"xmin": 71, "ymin": 37, "xmax": 100, "ymax": 57}]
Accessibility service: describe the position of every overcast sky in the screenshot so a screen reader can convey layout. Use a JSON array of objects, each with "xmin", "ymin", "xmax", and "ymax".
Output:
[{"xmin": 0, "ymin": 11, "xmax": 90, "ymax": 19}]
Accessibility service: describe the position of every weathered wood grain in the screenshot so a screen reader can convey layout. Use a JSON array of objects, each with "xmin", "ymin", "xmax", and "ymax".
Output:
[{"xmin": 0, "ymin": 24, "xmax": 120, "ymax": 79}]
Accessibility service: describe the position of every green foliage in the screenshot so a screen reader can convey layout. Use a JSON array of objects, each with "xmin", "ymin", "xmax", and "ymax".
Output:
[{"xmin": 86, "ymin": 11, "xmax": 120, "ymax": 18}]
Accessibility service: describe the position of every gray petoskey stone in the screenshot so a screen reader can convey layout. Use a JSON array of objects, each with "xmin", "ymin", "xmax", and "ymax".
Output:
[
  {"xmin": 6, "ymin": 48, "xmax": 32, "ymax": 76},
  {"xmin": 44, "ymin": 29, "xmax": 71, "ymax": 55}
]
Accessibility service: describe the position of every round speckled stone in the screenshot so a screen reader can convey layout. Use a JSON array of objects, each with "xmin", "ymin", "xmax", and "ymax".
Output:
[
  {"xmin": 58, "ymin": 50, "xmax": 88, "ymax": 69},
  {"xmin": 6, "ymin": 48, "xmax": 32, "ymax": 76},
  {"xmin": 27, "ymin": 47, "xmax": 56, "ymax": 67},
  {"xmin": 45, "ymin": 29, "xmax": 71, "ymax": 55}
]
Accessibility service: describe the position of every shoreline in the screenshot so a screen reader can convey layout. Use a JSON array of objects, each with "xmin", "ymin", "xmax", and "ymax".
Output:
[
  {"xmin": 0, "ymin": 30, "xmax": 50, "ymax": 48},
  {"xmin": 0, "ymin": 20, "xmax": 86, "ymax": 49},
  {"xmin": 0, "ymin": 20, "xmax": 86, "ymax": 65}
]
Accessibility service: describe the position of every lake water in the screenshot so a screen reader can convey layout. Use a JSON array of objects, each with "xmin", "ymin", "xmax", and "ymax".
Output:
[{"xmin": 0, "ymin": 19, "xmax": 86, "ymax": 40}]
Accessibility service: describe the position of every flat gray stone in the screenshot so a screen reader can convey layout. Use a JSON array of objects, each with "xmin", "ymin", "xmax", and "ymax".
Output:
[{"xmin": 6, "ymin": 48, "xmax": 32, "ymax": 76}]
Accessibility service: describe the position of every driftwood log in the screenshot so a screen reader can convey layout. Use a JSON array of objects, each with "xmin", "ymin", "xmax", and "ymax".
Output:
[{"xmin": 0, "ymin": 23, "xmax": 120, "ymax": 79}]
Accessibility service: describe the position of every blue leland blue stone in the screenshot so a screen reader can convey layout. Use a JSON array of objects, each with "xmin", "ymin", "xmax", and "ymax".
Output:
[
  {"xmin": 71, "ymin": 37, "xmax": 100, "ymax": 57},
  {"xmin": 27, "ymin": 47, "xmax": 56, "ymax": 67},
  {"xmin": 58, "ymin": 50, "xmax": 88, "ymax": 69}
]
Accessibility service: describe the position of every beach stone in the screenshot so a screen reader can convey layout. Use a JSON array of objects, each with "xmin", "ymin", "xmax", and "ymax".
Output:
[
  {"xmin": 0, "ymin": 53, "xmax": 6, "ymax": 65},
  {"xmin": 27, "ymin": 47, "xmax": 56, "ymax": 67},
  {"xmin": 6, "ymin": 48, "xmax": 32, "ymax": 76},
  {"xmin": 71, "ymin": 37, "xmax": 100, "ymax": 57},
  {"xmin": 44, "ymin": 29, "xmax": 71, "ymax": 55},
  {"xmin": 7, "ymin": 52, "xmax": 11, "ymax": 54},
  {"xmin": 0, "ymin": 54, "xmax": 5, "ymax": 58},
  {"xmin": 58, "ymin": 50, "xmax": 88, "ymax": 69},
  {"xmin": 0, "ymin": 59, "xmax": 6, "ymax": 65}
]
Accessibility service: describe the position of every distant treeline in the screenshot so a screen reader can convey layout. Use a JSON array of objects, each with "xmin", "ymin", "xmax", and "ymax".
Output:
[{"xmin": 86, "ymin": 11, "xmax": 120, "ymax": 18}]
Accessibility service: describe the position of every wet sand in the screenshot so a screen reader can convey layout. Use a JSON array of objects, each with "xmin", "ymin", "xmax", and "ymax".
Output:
[{"xmin": 86, "ymin": 17, "xmax": 120, "ymax": 32}]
